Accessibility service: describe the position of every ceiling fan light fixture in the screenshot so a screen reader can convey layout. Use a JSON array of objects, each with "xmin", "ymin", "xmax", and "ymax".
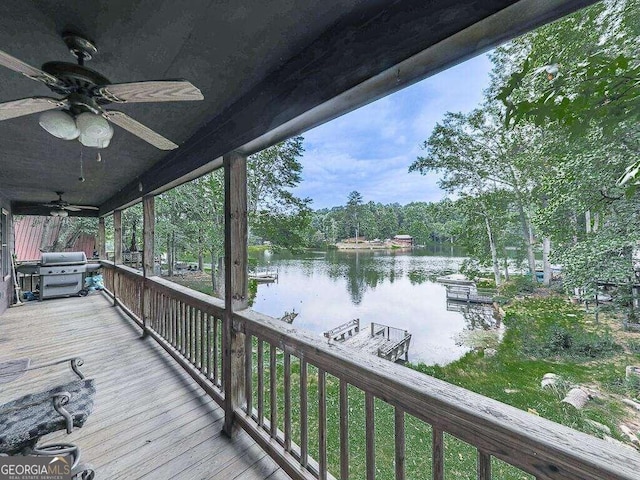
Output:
[
  {"xmin": 39, "ymin": 110, "xmax": 79, "ymax": 140},
  {"xmin": 76, "ymin": 112, "xmax": 113, "ymax": 148},
  {"xmin": 50, "ymin": 209, "xmax": 68, "ymax": 217}
]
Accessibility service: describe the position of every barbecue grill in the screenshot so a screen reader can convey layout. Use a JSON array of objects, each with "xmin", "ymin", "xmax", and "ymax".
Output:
[{"xmin": 17, "ymin": 252, "xmax": 101, "ymax": 300}]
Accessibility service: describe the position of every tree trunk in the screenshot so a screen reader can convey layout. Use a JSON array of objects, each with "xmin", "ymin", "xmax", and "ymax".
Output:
[
  {"xmin": 503, "ymin": 254, "xmax": 510, "ymax": 281},
  {"xmin": 593, "ymin": 212, "xmax": 599, "ymax": 232},
  {"xmin": 571, "ymin": 212, "xmax": 578, "ymax": 245},
  {"xmin": 514, "ymin": 202, "xmax": 536, "ymax": 275},
  {"xmin": 216, "ymin": 256, "xmax": 225, "ymax": 298},
  {"xmin": 542, "ymin": 237, "xmax": 552, "ymax": 286},
  {"xmin": 484, "ymin": 215, "xmax": 501, "ymax": 287},
  {"xmin": 585, "ymin": 211, "xmax": 591, "ymax": 234},
  {"xmin": 210, "ymin": 250, "xmax": 216, "ymax": 293},
  {"xmin": 167, "ymin": 233, "xmax": 173, "ymax": 277},
  {"xmin": 527, "ymin": 223, "xmax": 536, "ymax": 276},
  {"xmin": 172, "ymin": 231, "xmax": 177, "ymax": 273}
]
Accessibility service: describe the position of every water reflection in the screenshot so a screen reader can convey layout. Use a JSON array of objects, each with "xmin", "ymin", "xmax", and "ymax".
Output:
[{"xmin": 251, "ymin": 248, "xmax": 492, "ymax": 365}]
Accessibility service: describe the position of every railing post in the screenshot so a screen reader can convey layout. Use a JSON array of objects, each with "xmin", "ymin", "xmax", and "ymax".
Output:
[
  {"xmin": 142, "ymin": 195, "xmax": 155, "ymax": 335},
  {"xmin": 97, "ymin": 217, "xmax": 106, "ymax": 260},
  {"xmin": 223, "ymin": 151, "xmax": 248, "ymax": 437},
  {"xmin": 114, "ymin": 210, "xmax": 122, "ymax": 265},
  {"xmin": 112, "ymin": 210, "xmax": 122, "ymax": 307}
]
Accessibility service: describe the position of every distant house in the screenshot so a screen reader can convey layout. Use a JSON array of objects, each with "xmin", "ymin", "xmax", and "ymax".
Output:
[{"xmin": 392, "ymin": 234, "xmax": 413, "ymax": 247}]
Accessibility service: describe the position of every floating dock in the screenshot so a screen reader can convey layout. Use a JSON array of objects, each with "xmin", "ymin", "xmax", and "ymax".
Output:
[
  {"xmin": 445, "ymin": 285, "xmax": 495, "ymax": 304},
  {"xmin": 324, "ymin": 319, "xmax": 411, "ymax": 363},
  {"xmin": 249, "ymin": 269, "xmax": 278, "ymax": 283}
]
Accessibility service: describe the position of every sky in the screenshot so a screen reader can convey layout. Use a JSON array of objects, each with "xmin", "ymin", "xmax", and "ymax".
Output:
[{"xmin": 292, "ymin": 53, "xmax": 494, "ymax": 209}]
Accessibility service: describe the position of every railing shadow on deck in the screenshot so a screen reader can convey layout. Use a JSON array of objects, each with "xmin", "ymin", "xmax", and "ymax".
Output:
[{"xmin": 101, "ymin": 261, "xmax": 640, "ymax": 480}]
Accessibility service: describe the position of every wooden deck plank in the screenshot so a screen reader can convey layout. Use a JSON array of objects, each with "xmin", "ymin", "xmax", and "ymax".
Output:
[{"xmin": 0, "ymin": 293, "xmax": 288, "ymax": 480}]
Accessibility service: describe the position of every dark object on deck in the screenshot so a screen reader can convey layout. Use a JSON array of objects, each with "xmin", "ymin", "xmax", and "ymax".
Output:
[{"xmin": 0, "ymin": 356, "xmax": 96, "ymax": 479}]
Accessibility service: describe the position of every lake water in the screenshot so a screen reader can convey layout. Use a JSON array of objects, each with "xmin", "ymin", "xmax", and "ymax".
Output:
[{"xmin": 251, "ymin": 247, "xmax": 500, "ymax": 365}]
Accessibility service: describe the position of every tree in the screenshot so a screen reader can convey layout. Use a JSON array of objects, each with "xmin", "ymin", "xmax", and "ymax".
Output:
[
  {"xmin": 410, "ymin": 108, "xmax": 543, "ymax": 277},
  {"xmin": 345, "ymin": 191, "xmax": 363, "ymax": 241},
  {"xmin": 492, "ymin": 0, "xmax": 640, "ymax": 306},
  {"xmin": 248, "ymin": 136, "xmax": 312, "ymax": 250}
]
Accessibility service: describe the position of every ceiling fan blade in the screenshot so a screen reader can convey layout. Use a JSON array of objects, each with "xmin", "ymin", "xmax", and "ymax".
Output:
[
  {"xmin": 0, "ymin": 49, "xmax": 62, "ymax": 87},
  {"xmin": 96, "ymin": 80, "xmax": 203, "ymax": 103},
  {"xmin": 104, "ymin": 110, "xmax": 178, "ymax": 150},
  {"xmin": 63, "ymin": 206, "xmax": 83, "ymax": 212},
  {"xmin": 0, "ymin": 97, "xmax": 67, "ymax": 121},
  {"xmin": 66, "ymin": 205, "xmax": 99, "ymax": 211}
]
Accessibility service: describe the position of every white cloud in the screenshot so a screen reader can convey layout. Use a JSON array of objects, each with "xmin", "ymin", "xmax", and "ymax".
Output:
[{"xmin": 296, "ymin": 53, "xmax": 493, "ymax": 209}]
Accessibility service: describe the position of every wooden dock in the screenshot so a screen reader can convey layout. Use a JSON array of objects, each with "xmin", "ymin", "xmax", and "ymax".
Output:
[
  {"xmin": 324, "ymin": 319, "xmax": 411, "ymax": 362},
  {"xmin": 445, "ymin": 285, "xmax": 495, "ymax": 304},
  {"xmin": 249, "ymin": 269, "xmax": 278, "ymax": 283},
  {"xmin": 0, "ymin": 294, "xmax": 288, "ymax": 480}
]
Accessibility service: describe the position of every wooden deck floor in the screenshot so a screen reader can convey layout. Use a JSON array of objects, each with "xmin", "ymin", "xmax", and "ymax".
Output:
[{"xmin": 0, "ymin": 293, "xmax": 289, "ymax": 480}]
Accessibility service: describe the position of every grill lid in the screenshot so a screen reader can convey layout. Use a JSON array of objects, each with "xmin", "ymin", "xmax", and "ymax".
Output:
[{"xmin": 40, "ymin": 251, "xmax": 87, "ymax": 266}]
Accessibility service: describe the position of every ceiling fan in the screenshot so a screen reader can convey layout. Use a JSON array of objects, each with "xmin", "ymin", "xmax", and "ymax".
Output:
[
  {"xmin": 43, "ymin": 191, "xmax": 99, "ymax": 217},
  {"xmin": 0, "ymin": 33, "xmax": 204, "ymax": 150}
]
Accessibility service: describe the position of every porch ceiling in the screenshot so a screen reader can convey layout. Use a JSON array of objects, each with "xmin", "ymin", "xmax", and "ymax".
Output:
[{"xmin": 1, "ymin": 0, "xmax": 595, "ymax": 216}]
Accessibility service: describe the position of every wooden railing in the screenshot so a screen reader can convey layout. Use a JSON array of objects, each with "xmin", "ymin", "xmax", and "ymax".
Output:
[
  {"xmin": 100, "ymin": 261, "xmax": 224, "ymax": 403},
  {"xmin": 101, "ymin": 261, "xmax": 640, "ymax": 480}
]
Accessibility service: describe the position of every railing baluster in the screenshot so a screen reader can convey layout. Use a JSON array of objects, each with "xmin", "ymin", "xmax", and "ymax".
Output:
[
  {"xmin": 195, "ymin": 308, "xmax": 201, "ymax": 368},
  {"xmin": 319, "ymin": 368, "xmax": 327, "ymax": 480},
  {"xmin": 180, "ymin": 302, "xmax": 189, "ymax": 356},
  {"xmin": 366, "ymin": 392, "xmax": 375, "ymax": 480},
  {"xmin": 191, "ymin": 308, "xmax": 196, "ymax": 365},
  {"xmin": 168, "ymin": 296, "xmax": 173, "ymax": 344},
  {"xmin": 300, "ymin": 358, "xmax": 308, "ymax": 469},
  {"xmin": 257, "ymin": 340, "xmax": 264, "ymax": 427},
  {"xmin": 478, "ymin": 450, "xmax": 491, "ymax": 480},
  {"xmin": 213, "ymin": 316, "xmax": 219, "ymax": 386},
  {"xmin": 159, "ymin": 291, "xmax": 164, "ymax": 335},
  {"xmin": 206, "ymin": 313, "xmax": 211, "ymax": 377},
  {"xmin": 433, "ymin": 428, "xmax": 444, "ymax": 480},
  {"xmin": 156, "ymin": 288, "xmax": 161, "ymax": 338},
  {"xmin": 200, "ymin": 309, "xmax": 205, "ymax": 370},
  {"xmin": 395, "ymin": 407, "xmax": 405, "ymax": 480},
  {"xmin": 190, "ymin": 307, "xmax": 196, "ymax": 364},
  {"xmin": 245, "ymin": 334, "xmax": 252, "ymax": 414},
  {"xmin": 284, "ymin": 352, "xmax": 291, "ymax": 452},
  {"xmin": 187, "ymin": 305, "xmax": 193, "ymax": 362},
  {"xmin": 340, "ymin": 378, "xmax": 349, "ymax": 480},
  {"xmin": 179, "ymin": 301, "xmax": 185, "ymax": 354},
  {"xmin": 270, "ymin": 344, "xmax": 277, "ymax": 439}
]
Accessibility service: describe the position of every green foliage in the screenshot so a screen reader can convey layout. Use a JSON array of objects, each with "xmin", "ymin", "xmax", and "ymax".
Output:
[
  {"xmin": 498, "ymin": 276, "xmax": 537, "ymax": 298},
  {"xmin": 410, "ymin": 297, "xmax": 634, "ymax": 445},
  {"xmin": 503, "ymin": 298, "xmax": 622, "ymax": 360},
  {"xmin": 627, "ymin": 339, "xmax": 640, "ymax": 355},
  {"xmin": 248, "ymin": 136, "xmax": 312, "ymax": 249},
  {"xmin": 308, "ymin": 197, "xmax": 463, "ymax": 248}
]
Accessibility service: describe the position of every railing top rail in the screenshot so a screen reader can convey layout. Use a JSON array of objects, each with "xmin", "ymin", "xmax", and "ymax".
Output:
[
  {"xmin": 101, "ymin": 260, "xmax": 142, "ymax": 277},
  {"xmin": 234, "ymin": 307, "xmax": 640, "ymax": 480},
  {"xmin": 101, "ymin": 261, "xmax": 225, "ymax": 316}
]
